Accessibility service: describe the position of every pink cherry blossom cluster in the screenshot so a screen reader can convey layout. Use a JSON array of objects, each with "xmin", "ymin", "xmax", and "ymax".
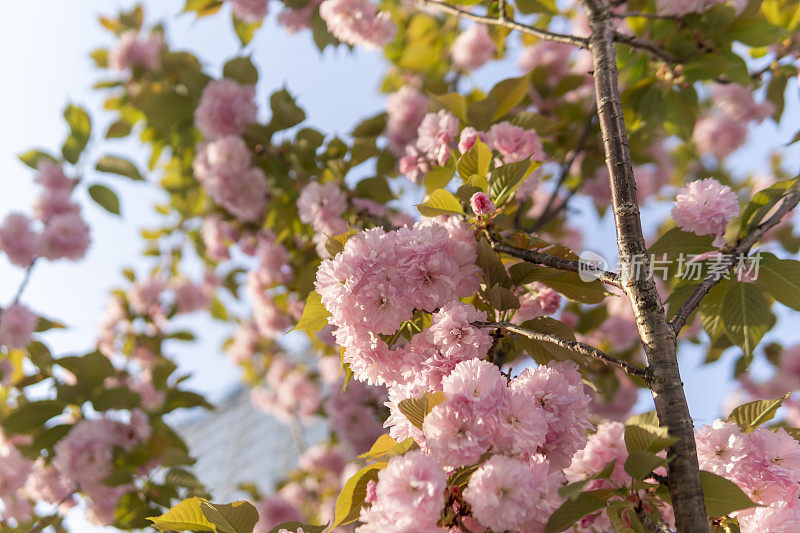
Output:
[
  {"xmin": 194, "ymin": 79, "xmax": 258, "ymax": 140},
  {"xmin": 193, "ymin": 134, "xmax": 268, "ymax": 222},
  {"xmin": 52, "ymin": 411, "xmax": 152, "ymax": 524},
  {"xmin": 277, "ymin": 0, "xmax": 323, "ymax": 34},
  {"xmin": 319, "ymin": 0, "xmax": 396, "ymax": 50},
  {"xmin": 398, "ymin": 110, "xmax": 459, "ymax": 181},
  {"xmin": 512, "ymin": 281, "xmax": 562, "ymax": 323},
  {"xmin": 733, "ymin": 344, "xmax": 800, "ymax": 426},
  {"xmin": 315, "ymin": 217, "xmax": 481, "ymax": 385},
  {"xmin": 385, "ymin": 87, "xmax": 429, "ymax": 156},
  {"xmin": 0, "ymin": 161, "xmax": 90, "ymax": 267},
  {"xmin": 485, "ymin": 121, "xmax": 547, "ymax": 163},
  {"xmin": 672, "ymin": 177, "xmax": 739, "ymax": 247},
  {"xmin": 250, "ymin": 352, "xmax": 322, "ymax": 423},
  {"xmin": 656, "ymin": 0, "xmax": 744, "ymax": 17},
  {"xmin": 695, "ymin": 419, "xmax": 800, "ymax": 532},
  {"xmin": 0, "ymin": 303, "xmax": 38, "ymax": 350},
  {"xmin": 451, "ymin": 25, "xmax": 496, "ymax": 72},
  {"xmin": 229, "ymin": 0, "xmax": 269, "ymax": 22},
  {"xmin": 297, "ymin": 181, "xmax": 349, "ymax": 256},
  {"xmin": 109, "ymin": 30, "xmax": 163, "ymax": 72}
]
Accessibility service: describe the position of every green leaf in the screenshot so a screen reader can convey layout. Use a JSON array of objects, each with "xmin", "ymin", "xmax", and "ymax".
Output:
[
  {"xmin": 92, "ymin": 387, "xmax": 141, "ymax": 411},
  {"xmin": 200, "ymin": 500, "xmax": 259, "ymax": 533},
  {"xmin": 515, "ymin": 316, "xmax": 579, "ymax": 364},
  {"xmin": 489, "ymin": 75, "xmax": 530, "ymax": 122},
  {"xmin": 761, "ymin": 0, "xmax": 800, "ymax": 31},
  {"xmin": 727, "ymin": 16, "xmax": 789, "ymax": 46},
  {"xmin": 269, "ymin": 89, "xmax": 305, "ymax": 131},
  {"xmin": 700, "ymin": 471, "xmax": 758, "ymax": 518},
  {"xmin": 359, "ymin": 435, "xmax": 416, "ymax": 462},
  {"xmin": 683, "ymin": 52, "xmax": 750, "ymax": 85},
  {"xmin": 431, "ymin": 92, "xmax": 468, "ymax": 122},
  {"xmin": 754, "ymin": 253, "xmax": 800, "ymax": 310},
  {"xmin": 476, "ymin": 236, "xmax": 512, "ymax": 288},
  {"xmin": 624, "ymin": 425, "xmax": 677, "ymax": 454},
  {"xmin": 721, "ymin": 281, "xmax": 773, "ymax": 360},
  {"xmin": 545, "ymin": 491, "xmax": 608, "ymax": 533},
  {"xmin": 398, "ymin": 392, "xmax": 445, "ymax": 430},
  {"xmin": 558, "ymin": 460, "xmax": 616, "ymax": 500},
  {"xmin": 416, "ymin": 189, "xmax": 464, "ymax": 217},
  {"xmin": 105, "ymin": 119, "xmax": 133, "ymax": 139},
  {"xmin": 457, "ymin": 140, "xmax": 492, "ymax": 180},
  {"xmin": 147, "ymin": 497, "xmax": 215, "ymax": 531},
  {"xmin": 233, "ymin": 16, "xmax": 262, "ymax": 46},
  {"xmin": 424, "ymin": 166, "xmax": 456, "ymax": 194},
  {"xmin": 647, "ymin": 227, "xmax": 714, "ymax": 280},
  {"xmin": 447, "ymin": 460, "xmax": 485, "ymax": 487},
  {"xmin": 624, "ymin": 450, "xmax": 667, "ymax": 480},
  {"xmin": 88, "ymin": 183, "xmax": 121, "ymax": 215},
  {"xmin": 739, "ymin": 179, "xmax": 797, "ymax": 235},
  {"xmin": 2, "ymin": 399, "xmax": 65, "ymax": 434},
  {"xmin": 484, "ymin": 286, "xmax": 520, "ymax": 311},
  {"xmin": 223, "ymin": 56, "xmax": 258, "ymax": 85},
  {"xmin": 183, "ymin": 0, "xmax": 224, "ymax": 16},
  {"xmin": 351, "ymin": 113, "xmax": 387, "ymax": 137},
  {"xmin": 18, "ymin": 149, "xmax": 56, "ymax": 169},
  {"xmin": 292, "ymin": 291, "xmax": 331, "ymax": 334},
  {"xmin": 325, "ymin": 228, "xmax": 357, "ymax": 257},
  {"xmin": 489, "ymin": 160, "xmax": 538, "ymax": 205},
  {"xmin": 727, "ymin": 394, "xmax": 789, "ymax": 432},
  {"xmin": 332, "ymin": 463, "xmax": 386, "ymax": 527},
  {"xmin": 95, "ymin": 155, "xmax": 144, "ymax": 181},
  {"xmin": 61, "ymin": 104, "xmax": 92, "ymax": 164}
]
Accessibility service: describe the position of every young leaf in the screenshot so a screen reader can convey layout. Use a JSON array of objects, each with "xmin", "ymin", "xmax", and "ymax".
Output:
[
  {"xmin": 147, "ymin": 497, "xmax": 215, "ymax": 531},
  {"xmin": 721, "ymin": 281, "xmax": 773, "ymax": 361},
  {"xmin": 61, "ymin": 104, "xmax": 92, "ymax": 164},
  {"xmin": 222, "ymin": 56, "xmax": 259, "ymax": 85},
  {"xmin": 623, "ymin": 449, "xmax": 667, "ymax": 480},
  {"xmin": 18, "ymin": 149, "xmax": 56, "ymax": 169},
  {"xmin": 700, "ymin": 471, "xmax": 757, "ymax": 518},
  {"xmin": 2, "ymin": 400, "xmax": 65, "ymax": 434},
  {"xmin": 416, "ymin": 189, "xmax": 464, "ymax": 217},
  {"xmin": 754, "ymin": 253, "xmax": 800, "ymax": 311},
  {"xmin": 624, "ymin": 425, "xmax": 678, "ymax": 454},
  {"xmin": 95, "ymin": 155, "xmax": 144, "ymax": 181},
  {"xmin": 292, "ymin": 291, "xmax": 331, "ymax": 335},
  {"xmin": 727, "ymin": 394, "xmax": 789, "ymax": 432},
  {"xmin": 200, "ymin": 500, "xmax": 259, "ymax": 533},
  {"xmin": 332, "ymin": 462, "xmax": 387, "ymax": 527},
  {"xmin": 359, "ymin": 435, "xmax": 416, "ymax": 462},
  {"xmin": 88, "ymin": 183, "xmax": 121, "ymax": 215},
  {"xmin": 545, "ymin": 491, "xmax": 607, "ymax": 533},
  {"xmin": 457, "ymin": 140, "xmax": 492, "ymax": 180}
]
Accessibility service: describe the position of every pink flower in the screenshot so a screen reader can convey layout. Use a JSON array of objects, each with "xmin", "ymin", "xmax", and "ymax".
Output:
[
  {"xmin": 656, "ymin": 0, "xmax": 735, "ymax": 17},
  {"xmin": 424, "ymin": 396, "xmax": 493, "ymax": 467},
  {"xmin": 693, "ymin": 113, "xmax": 747, "ymax": 160},
  {"xmin": 712, "ymin": 83, "xmax": 774, "ymax": 123},
  {"xmin": 194, "ymin": 80, "xmax": 258, "ymax": 139},
  {"xmin": 127, "ymin": 277, "xmax": 167, "ymax": 317},
  {"xmin": 253, "ymin": 495, "xmax": 303, "ymax": 533},
  {"xmin": 319, "ymin": 0, "xmax": 396, "ymax": 50},
  {"xmin": 493, "ymin": 390, "xmax": 548, "ymax": 456},
  {"xmin": 416, "ymin": 110, "xmax": 459, "ymax": 160},
  {"xmin": 451, "ymin": 25, "xmax": 495, "ymax": 71},
  {"xmin": 458, "ymin": 127, "xmax": 478, "ymax": 153},
  {"xmin": 0, "ymin": 303, "xmax": 37, "ymax": 350},
  {"xmin": 33, "ymin": 189, "xmax": 80, "ymax": 224},
  {"xmin": 442, "ymin": 358, "xmax": 507, "ymax": 409},
  {"xmin": 566, "ymin": 421, "xmax": 631, "ymax": 488},
  {"xmin": 109, "ymin": 30, "xmax": 163, "ymax": 71},
  {"xmin": 193, "ymin": 136, "xmax": 267, "ymax": 221},
  {"xmin": 463, "ymin": 455, "xmax": 552, "ymax": 531},
  {"xmin": 470, "ymin": 192, "xmax": 495, "ymax": 216},
  {"xmin": 172, "ymin": 278, "xmax": 211, "ymax": 314},
  {"xmin": 386, "ymin": 87, "xmax": 429, "ymax": 155},
  {"xmin": 297, "ymin": 182, "xmax": 348, "ymax": 232},
  {"xmin": 513, "ymin": 282, "xmax": 561, "ymax": 322},
  {"xmin": 485, "ymin": 121, "xmax": 546, "ymax": 163},
  {"xmin": 518, "ymin": 41, "xmax": 572, "ymax": 82},
  {"xmin": 695, "ymin": 420, "xmax": 747, "ymax": 476},
  {"xmin": 277, "ymin": 0, "xmax": 322, "ymax": 33},
  {"xmin": 428, "ymin": 301, "xmax": 493, "ymax": 361},
  {"xmin": 36, "ymin": 213, "xmax": 91, "ymax": 261},
  {"xmin": 398, "ymin": 145, "xmax": 431, "ymax": 183},
  {"xmin": 672, "ymin": 178, "xmax": 739, "ymax": 246},
  {"xmin": 739, "ymin": 501, "xmax": 800, "ymax": 533},
  {"xmin": 35, "ymin": 160, "xmax": 74, "ymax": 192},
  {"xmin": 229, "ymin": 0, "xmax": 269, "ymax": 22},
  {"xmin": 358, "ymin": 451, "xmax": 446, "ymax": 532},
  {"xmin": 227, "ymin": 321, "xmax": 260, "ymax": 364},
  {"xmin": 0, "ymin": 213, "xmax": 37, "ymax": 267},
  {"xmin": 511, "ymin": 361, "xmax": 593, "ymax": 469},
  {"xmin": 202, "ymin": 215, "xmax": 237, "ymax": 261}
]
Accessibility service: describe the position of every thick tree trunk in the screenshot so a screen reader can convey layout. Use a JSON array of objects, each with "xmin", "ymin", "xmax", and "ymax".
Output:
[{"xmin": 578, "ymin": 1, "xmax": 709, "ymax": 531}]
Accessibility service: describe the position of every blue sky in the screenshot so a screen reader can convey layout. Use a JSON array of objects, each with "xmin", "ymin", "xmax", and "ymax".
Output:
[{"xmin": 0, "ymin": 0, "xmax": 799, "ymax": 529}]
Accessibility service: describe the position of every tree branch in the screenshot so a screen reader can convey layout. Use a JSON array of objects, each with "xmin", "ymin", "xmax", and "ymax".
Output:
[
  {"xmin": 579, "ymin": 0, "xmax": 708, "ymax": 529},
  {"xmin": 612, "ymin": 31, "xmax": 679, "ymax": 63},
  {"xmin": 414, "ymin": 0, "xmax": 589, "ymax": 47},
  {"xmin": 491, "ymin": 239, "xmax": 623, "ymax": 288},
  {"xmin": 474, "ymin": 321, "xmax": 648, "ymax": 378},
  {"xmin": 669, "ymin": 191, "xmax": 800, "ymax": 334}
]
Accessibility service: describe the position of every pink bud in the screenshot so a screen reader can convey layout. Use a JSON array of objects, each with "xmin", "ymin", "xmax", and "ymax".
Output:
[
  {"xmin": 470, "ymin": 192, "xmax": 495, "ymax": 216},
  {"xmin": 458, "ymin": 127, "xmax": 478, "ymax": 153}
]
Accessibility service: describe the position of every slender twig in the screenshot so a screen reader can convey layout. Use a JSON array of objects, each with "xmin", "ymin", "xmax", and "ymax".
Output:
[
  {"xmin": 475, "ymin": 321, "xmax": 648, "ymax": 378},
  {"xmin": 612, "ymin": 31, "xmax": 679, "ymax": 63},
  {"xmin": 533, "ymin": 112, "xmax": 596, "ymax": 231},
  {"xmin": 669, "ymin": 191, "xmax": 800, "ymax": 334},
  {"xmin": 636, "ymin": 503, "xmax": 676, "ymax": 533},
  {"xmin": 415, "ymin": 0, "xmax": 589, "ymax": 47},
  {"xmin": 611, "ymin": 11, "xmax": 678, "ymax": 21},
  {"xmin": 12, "ymin": 259, "xmax": 37, "ymax": 304},
  {"xmin": 491, "ymin": 239, "xmax": 622, "ymax": 288}
]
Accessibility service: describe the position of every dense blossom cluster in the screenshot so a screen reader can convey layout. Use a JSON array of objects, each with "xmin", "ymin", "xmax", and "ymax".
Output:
[
  {"xmin": 194, "ymin": 79, "xmax": 258, "ymax": 140},
  {"xmin": 451, "ymin": 25, "xmax": 495, "ymax": 71},
  {"xmin": 109, "ymin": 30, "xmax": 163, "ymax": 72},
  {"xmin": 319, "ymin": 0, "xmax": 396, "ymax": 50},
  {"xmin": 229, "ymin": 0, "xmax": 270, "ymax": 22},
  {"xmin": 672, "ymin": 177, "xmax": 740, "ymax": 247},
  {"xmin": 696, "ymin": 420, "xmax": 800, "ymax": 532}
]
